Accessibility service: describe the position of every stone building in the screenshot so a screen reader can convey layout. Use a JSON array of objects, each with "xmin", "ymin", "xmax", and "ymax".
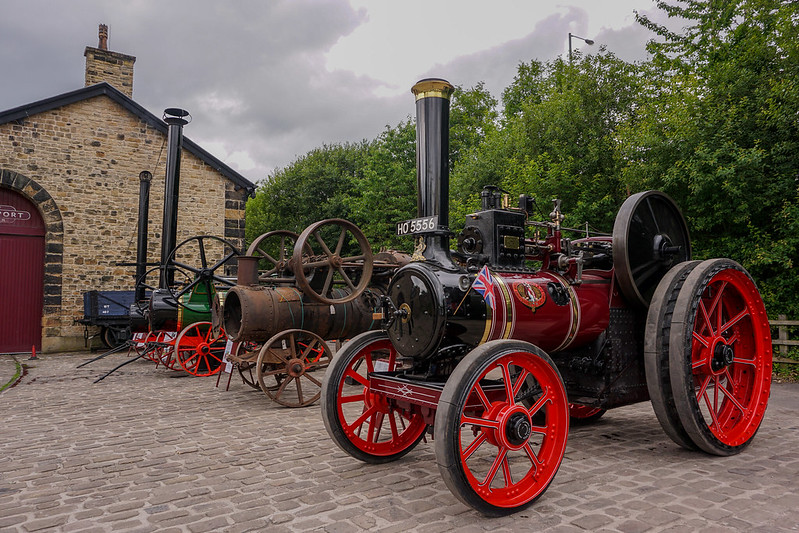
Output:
[{"xmin": 0, "ymin": 26, "xmax": 255, "ymax": 353}]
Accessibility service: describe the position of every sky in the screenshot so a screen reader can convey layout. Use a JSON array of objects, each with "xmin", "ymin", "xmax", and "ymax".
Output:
[{"xmin": 0, "ymin": 0, "xmax": 671, "ymax": 185}]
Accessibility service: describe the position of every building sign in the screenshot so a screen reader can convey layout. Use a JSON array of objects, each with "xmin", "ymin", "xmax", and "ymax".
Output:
[{"xmin": 0, "ymin": 205, "xmax": 32, "ymax": 224}]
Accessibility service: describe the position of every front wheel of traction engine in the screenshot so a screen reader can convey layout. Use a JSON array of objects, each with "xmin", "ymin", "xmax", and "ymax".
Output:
[
  {"xmin": 321, "ymin": 331, "xmax": 427, "ymax": 463},
  {"xmin": 435, "ymin": 340, "xmax": 569, "ymax": 516},
  {"xmin": 669, "ymin": 259, "xmax": 772, "ymax": 456}
]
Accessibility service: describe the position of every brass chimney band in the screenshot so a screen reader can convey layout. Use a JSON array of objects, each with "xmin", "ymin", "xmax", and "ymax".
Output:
[{"xmin": 411, "ymin": 78, "xmax": 455, "ymax": 101}]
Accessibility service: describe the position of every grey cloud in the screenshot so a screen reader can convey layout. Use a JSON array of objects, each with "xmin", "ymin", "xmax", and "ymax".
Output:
[{"xmin": 0, "ymin": 1, "xmax": 668, "ymax": 185}]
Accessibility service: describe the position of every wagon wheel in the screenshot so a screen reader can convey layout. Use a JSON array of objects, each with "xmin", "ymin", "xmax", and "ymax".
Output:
[
  {"xmin": 435, "ymin": 340, "xmax": 569, "ymax": 516},
  {"xmin": 233, "ymin": 342, "xmax": 282, "ymax": 390},
  {"xmin": 166, "ymin": 235, "xmax": 241, "ymax": 311},
  {"xmin": 134, "ymin": 266, "xmax": 192, "ymax": 314},
  {"xmin": 613, "ymin": 191, "xmax": 691, "ymax": 308},
  {"xmin": 174, "ymin": 322, "xmax": 227, "ymax": 377},
  {"xmin": 294, "ymin": 219, "xmax": 374, "ymax": 304},
  {"xmin": 154, "ymin": 331, "xmax": 180, "ymax": 370},
  {"xmin": 644, "ymin": 260, "xmax": 701, "ymax": 450},
  {"xmin": 568, "ymin": 404, "xmax": 607, "ymax": 426},
  {"xmin": 256, "ymin": 329, "xmax": 332, "ymax": 407},
  {"xmin": 132, "ymin": 330, "xmax": 159, "ymax": 362},
  {"xmin": 668, "ymin": 259, "xmax": 772, "ymax": 456},
  {"xmin": 246, "ymin": 230, "xmax": 313, "ymax": 283},
  {"xmin": 321, "ymin": 331, "xmax": 426, "ymax": 463},
  {"xmin": 101, "ymin": 326, "xmax": 129, "ymax": 349}
]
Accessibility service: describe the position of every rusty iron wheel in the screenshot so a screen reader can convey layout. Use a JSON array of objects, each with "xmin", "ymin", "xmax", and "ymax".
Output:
[
  {"xmin": 246, "ymin": 230, "xmax": 313, "ymax": 284},
  {"xmin": 293, "ymin": 219, "xmax": 373, "ymax": 304},
  {"xmin": 256, "ymin": 329, "xmax": 332, "ymax": 407}
]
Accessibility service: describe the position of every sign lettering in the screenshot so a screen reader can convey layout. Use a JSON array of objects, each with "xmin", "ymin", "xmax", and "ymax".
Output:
[{"xmin": 0, "ymin": 205, "xmax": 32, "ymax": 224}]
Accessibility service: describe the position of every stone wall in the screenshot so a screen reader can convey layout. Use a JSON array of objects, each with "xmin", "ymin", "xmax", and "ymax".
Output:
[{"xmin": 0, "ymin": 94, "xmax": 248, "ymax": 352}]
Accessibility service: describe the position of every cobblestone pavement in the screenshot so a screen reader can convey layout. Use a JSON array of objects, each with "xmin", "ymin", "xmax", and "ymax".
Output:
[{"xmin": 1, "ymin": 351, "xmax": 798, "ymax": 533}]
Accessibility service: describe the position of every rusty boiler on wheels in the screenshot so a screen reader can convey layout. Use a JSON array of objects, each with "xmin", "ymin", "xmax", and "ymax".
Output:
[
  {"xmin": 221, "ymin": 217, "xmax": 408, "ymax": 407},
  {"xmin": 320, "ymin": 79, "xmax": 773, "ymax": 515}
]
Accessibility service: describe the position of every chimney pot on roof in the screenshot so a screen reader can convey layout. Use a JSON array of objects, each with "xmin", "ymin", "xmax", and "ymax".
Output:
[{"xmin": 98, "ymin": 24, "xmax": 108, "ymax": 50}]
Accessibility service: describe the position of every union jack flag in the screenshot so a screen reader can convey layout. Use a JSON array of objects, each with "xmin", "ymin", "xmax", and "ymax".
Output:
[{"xmin": 472, "ymin": 265, "xmax": 495, "ymax": 310}]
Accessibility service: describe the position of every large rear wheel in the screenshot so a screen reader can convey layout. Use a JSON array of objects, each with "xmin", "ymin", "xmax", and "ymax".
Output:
[
  {"xmin": 645, "ymin": 260, "xmax": 701, "ymax": 450},
  {"xmin": 669, "ymin": 259, "xmax": 772, "ymax": 455},
  {"xmin": 435, "ymin": 340, "xmax": 569, "ymax": 516}
]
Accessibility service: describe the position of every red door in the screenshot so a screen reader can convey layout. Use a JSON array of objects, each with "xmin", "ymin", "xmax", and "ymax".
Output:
[{"xmin": 0, "ymin": 188, "xmax": 45, "ymax": 353}]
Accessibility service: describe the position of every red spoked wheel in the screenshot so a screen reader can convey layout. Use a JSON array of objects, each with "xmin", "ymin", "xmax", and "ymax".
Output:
[
  {"xmin": 670, "ymin": 259, "xmax": 772, "ymax": 456},
  {"xmin": 321, "ymin": 331, "xmax": 427, "ymax": 463},
  {"xmin": 154, "ymin": 331, "xmax": 179, "ymax": 370},
  {"xmin": 435, "ymin": 340, "xmax": 569, "ymax": 516},
  {"xmin": 174, "ymin": 322, "xmax": 226, "ymax": 377},
  {"xmin": 568, "ymin": 404, "xmax": 606, "ymax": 425},
  {"xmin": 132, "ymin": 331, "xmax": 158, "ymax": 362}
]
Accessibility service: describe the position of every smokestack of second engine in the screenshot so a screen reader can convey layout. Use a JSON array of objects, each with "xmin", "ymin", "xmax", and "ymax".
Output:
[
  {"xmin": 159, "ymin": 108, "xmax": 190, "ymax": 288},
  {"xmin": 411, "ymin": 78, "xmax": 455, "ymax": 265}
]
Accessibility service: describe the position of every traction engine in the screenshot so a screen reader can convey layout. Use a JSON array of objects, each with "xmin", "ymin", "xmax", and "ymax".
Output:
[{"xmin": 320, "ymin": 79, "xmax": 773, "ymax": 515}]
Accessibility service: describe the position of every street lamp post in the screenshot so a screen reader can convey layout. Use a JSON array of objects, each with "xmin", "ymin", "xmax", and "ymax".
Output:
[{"xmin": 568, "ymin": 32, "xmax": 595, "ymax": 62}]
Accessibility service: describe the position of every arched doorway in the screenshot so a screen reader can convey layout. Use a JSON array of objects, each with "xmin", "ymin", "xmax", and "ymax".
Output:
[{"xmin": 0, "ymin": 187, "xmax": 45, "ymax": 353}]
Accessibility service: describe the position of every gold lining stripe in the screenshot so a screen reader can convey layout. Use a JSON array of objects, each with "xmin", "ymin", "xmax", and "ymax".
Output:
[
  {"xmin": 551, "ymin": 272, "xmax": 581, "ymax": 351},
  {"xmin": 494, "ymin": 274, "xmax": 514, "ymax": 339},
  {"xmin": 480, "ymin": 301, "xmax": 493, "ymax": 344}
]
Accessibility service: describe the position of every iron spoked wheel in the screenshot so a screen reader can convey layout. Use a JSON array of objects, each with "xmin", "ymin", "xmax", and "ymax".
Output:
[
  {"xmin": 233, "ymin": 342, "xmax": 280, "ymax": 390},
  {"xmin": 613, "ymin": 191, "xmax": 691, "ymax": 308},
  {"xmin": 645, "ymin": 260, "xmax": 701, "ymax": 450},
  {"xmin": 568, "ymin": 404, "xmax": 606, "ymax": 426},
  {"xmin": 100, "ymin": 326, "xmax": 129, "ymax": 349},
  {"xmin": 166, "ymin": 235, "xmax": 241, "ymax": 311},
  {"xmin": 174, "ymin": 322, "xmax": 227, "ymax": 377},
  {"xmin": 321, "ymin": 331, "xmax": 426, "ymax": 463},
  {"xmin": 294, "ymin": 219, "xmax": 374, "ymax": 304},
  {"xmin": 246, "ymin": 230, "xmax": 313, "ymax": 283},
  {"xmin": 669, "ymin": 259, "xmax": 772, "ymax": 456},
  {"xmin": 435, "ymin": 340, "xmax": 569, "ymax": 516},
  {"xmin": 256, "ymin": 329, "xmax": 332, "ymax": 407},
  {"xmin": 134, "ymin": 266, "xmax": 192, "ymax": 314}
]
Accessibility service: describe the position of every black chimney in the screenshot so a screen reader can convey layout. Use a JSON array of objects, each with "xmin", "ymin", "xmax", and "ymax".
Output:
[
  {"xmin": 159, "ymin": 108, "xmax": 190, "ymax": 288},
  {"xmin": 411, "ymin": 78, "xmax": 455, "ymax": 265},
  {"xmin": 135, "ymin": 170, "xmax": 152, "ymax": 301}
]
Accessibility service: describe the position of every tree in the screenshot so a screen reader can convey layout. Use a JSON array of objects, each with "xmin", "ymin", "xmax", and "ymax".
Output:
[
  {"xmin": 245, "ymin": 142, "xmax": 368, "ymax": 244},
  {"xmin": 623, "ymin": 0, "xmax": 799, "ymax": 315},
  {"xmin": 451, "ymin": 52, "xmax": 643, "ymax": 234}
]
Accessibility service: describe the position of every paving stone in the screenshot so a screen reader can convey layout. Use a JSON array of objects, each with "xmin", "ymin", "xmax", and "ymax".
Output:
[{"xmin": 1, "ymin": 353, "xmax": 798, "ymax": 532}]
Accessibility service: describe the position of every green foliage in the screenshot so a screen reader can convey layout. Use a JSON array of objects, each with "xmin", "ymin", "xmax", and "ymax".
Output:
[
  {"xmin": 622, "ymin": 0, "xmax": 799, "ymax": 317},
  {"xmin": 245, "ymin": 142, "xmax": 368, "ymax": 245},
  {"xmin": 452, "ymin": 52, "xmax": 642, "ymax": 234},
  {"xmin": 348, "ymin": 119, "xmax": 417, "ymax": 251}
]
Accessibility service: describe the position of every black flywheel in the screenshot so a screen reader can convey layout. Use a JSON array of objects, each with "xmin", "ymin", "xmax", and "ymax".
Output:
[{"xmin": 612, "ymin": 190, "xmax": 691, "ymax": 308}]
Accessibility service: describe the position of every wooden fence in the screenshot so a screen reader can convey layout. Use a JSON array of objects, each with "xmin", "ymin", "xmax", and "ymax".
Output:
[{"xmin": 771, "ymin": 315, "xmax": 799, "ymax": 364}]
